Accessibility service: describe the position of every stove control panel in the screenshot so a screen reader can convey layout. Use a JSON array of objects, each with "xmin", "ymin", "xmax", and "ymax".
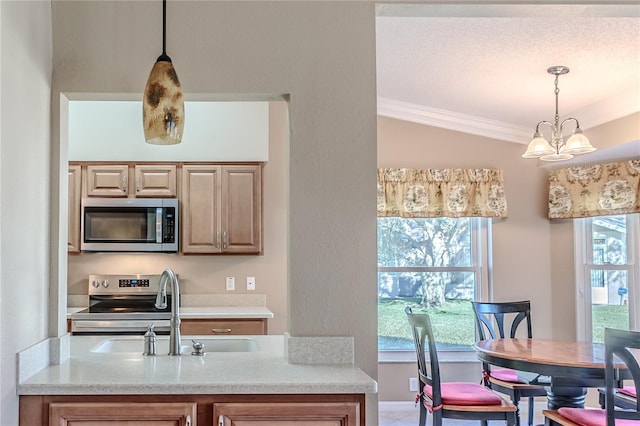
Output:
[
  {"xmin": 88, "ymin": 274, "xmax": 174, "ymax": 295},
  {"xmin": 119, "ymin": 278, "xmax": 150, "ymax": 288}
]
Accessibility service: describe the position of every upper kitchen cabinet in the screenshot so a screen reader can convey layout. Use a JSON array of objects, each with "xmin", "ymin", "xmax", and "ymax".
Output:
[
  {"xmin": 182, "ymin": 164, "xmax": 263, "ymax": 254},
  {"xmin": 85, "ymin": 164, "xmax": 130, "ymax": 197},
  {"xmin": 134, "ymin": 164, "xmax": 177, "ymax": 197},
  {"xmin": 85, "ymin": 164, "xmax": 177, "ymax": 198},
  {"xmin": 68, "ymin": 164, "xmax": 82, "ymax": 253}
]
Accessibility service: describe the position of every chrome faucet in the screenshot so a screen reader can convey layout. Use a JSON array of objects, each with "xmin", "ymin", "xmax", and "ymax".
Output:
[{"xmin": 155, "ymin": 269, "xmax": 181, "ymax": 356}]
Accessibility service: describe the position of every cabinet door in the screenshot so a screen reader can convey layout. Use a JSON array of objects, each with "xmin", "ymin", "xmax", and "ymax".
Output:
[
  {"xmin": 135, "ymin": 164, "xmax": 177, "ymax": 197},
  {"xmin": 86, "ymin": 164, "xmax": 129, "ymax": 197},
  {"xmin": 214, "ymin": 402, "xmax": 360, "ymax": 426},
  {"xmin": 68, "ymin": 165, "xmax": 82, "ymax": 253},
  {"xmin": 181, "ymin": 319, "xmax": 267, "ymax": 335},
  {"xmin": 49, "ymin": 402, "xmax": 195, "ymax": 425},
  {"xmin": 181, "ymin": 165, "xmax": 222, "ymax": 253},
  {"xmin": 221, "ymin": 165, "xmax": 262, "ymax": 254}
]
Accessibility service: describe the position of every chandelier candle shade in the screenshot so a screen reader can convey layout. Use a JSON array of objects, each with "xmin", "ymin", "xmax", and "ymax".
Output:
[
  {"xmin": 522, "ymin": 66, "xmax": 596, "ymax": 162},
  {"xmin": 143, "ymin": 0, "xmax": 184, "ymax": 145}
]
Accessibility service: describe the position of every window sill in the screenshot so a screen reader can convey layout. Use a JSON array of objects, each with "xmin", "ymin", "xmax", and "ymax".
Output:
[{"xmin": 378, "ymin": 349, "xmax": 480, "ymax": 364}]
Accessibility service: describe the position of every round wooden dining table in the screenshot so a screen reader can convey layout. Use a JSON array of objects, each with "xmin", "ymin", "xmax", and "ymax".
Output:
[{"xmin": 474, "ymin": 338, "xmax": 629, "ymax": 409}]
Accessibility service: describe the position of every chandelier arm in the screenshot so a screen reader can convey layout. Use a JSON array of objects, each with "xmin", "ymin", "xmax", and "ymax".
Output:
[
  {"xmin": 534, "ymin": 120, "xmax": 554, "ymax": 135},
  {"xmin": 559, "ymin": 117, "xmax": 580, "ymax": 136}
]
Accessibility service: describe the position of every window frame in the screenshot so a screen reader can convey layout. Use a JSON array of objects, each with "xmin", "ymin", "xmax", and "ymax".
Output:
[
  {"xmin": 377, "ymin": 217, "xmax": 492, "ymax": 362},
  {"xmin": 574, "ymin": 214, "xmax": 639, "ymax": 342}
]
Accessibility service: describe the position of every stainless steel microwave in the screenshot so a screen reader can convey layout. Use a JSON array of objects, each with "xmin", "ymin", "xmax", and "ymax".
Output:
[{"xmin": 80, "ymin": 198, "xmax": 178, "ymax": 252}]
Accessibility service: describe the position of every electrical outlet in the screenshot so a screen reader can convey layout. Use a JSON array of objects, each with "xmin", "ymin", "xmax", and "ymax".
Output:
[
  {"xmin": 225, "ymin": 277, "xmax": 235, "ymax": 291},
  {"xmin": 246, "ymin": 277, "xmax": 256, "ymax": 291},
  {"xmin": 409, "ymin": 377, "xmax": 418, "ymax": 392}
]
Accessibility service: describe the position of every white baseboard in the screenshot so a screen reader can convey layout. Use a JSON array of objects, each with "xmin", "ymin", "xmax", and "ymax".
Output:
[{"xmin": 378, "ymin": 401, "xmax": 416, "ymax": 412}]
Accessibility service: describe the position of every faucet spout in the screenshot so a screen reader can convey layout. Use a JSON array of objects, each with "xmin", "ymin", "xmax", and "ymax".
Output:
[{"xmin": 155, "ymin": 268, "xmax": 181, "ymax": 356}]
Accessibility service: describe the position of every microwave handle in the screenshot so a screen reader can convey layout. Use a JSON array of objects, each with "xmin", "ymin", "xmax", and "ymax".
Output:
[{"xmin": 156, "ymin": 208, "xmax": 163, "ymax": 243}]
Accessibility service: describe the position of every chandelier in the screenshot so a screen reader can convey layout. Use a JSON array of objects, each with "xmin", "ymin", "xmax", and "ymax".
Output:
[
  {"xmin": 142, "ymin": 0, "xmax": 184, "ymax": 145},
  {"xmin": 522, "ymin": 66, "xmax": 596, "ymax": 162}
]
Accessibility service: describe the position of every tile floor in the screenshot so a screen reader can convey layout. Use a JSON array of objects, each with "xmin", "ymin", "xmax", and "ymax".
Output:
[{"xmin": 379, "ymin": 399, "xmax": 547, "ymax": 426}]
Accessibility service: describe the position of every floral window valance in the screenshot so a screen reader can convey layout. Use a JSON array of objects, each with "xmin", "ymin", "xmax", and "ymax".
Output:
[
  {"xmin": 548, "ymin": 159, "xmax": 640, "ymax": 219},
  {"xmin": 377, "ymin": 168, "xmax": 508, "ymax": 219}
]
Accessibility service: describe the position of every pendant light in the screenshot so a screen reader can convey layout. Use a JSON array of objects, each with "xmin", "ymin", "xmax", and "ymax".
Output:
[
  {"xmin": 522, "ymin": 66, "xmax": 596, "ymax": 162},
  {"xmin": 143, "ymin": 0, "xmax": 184, "ymax": 145}
]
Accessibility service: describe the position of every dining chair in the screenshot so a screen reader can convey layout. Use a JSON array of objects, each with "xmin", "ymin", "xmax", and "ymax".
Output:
[
  {"xmin": 471, "ymin": 301, "xmax": 548, "ymax": 426},
  {"xmin": 405, "ymin": 306, "xmax": 517, "ymax": 426},
  {"xmin": 598, "ymin": 385, "xmax": 636, "ymax": 410},
  {"xmin": 542, "ymin": 327, "xmax": 640, "ymax": 426}
]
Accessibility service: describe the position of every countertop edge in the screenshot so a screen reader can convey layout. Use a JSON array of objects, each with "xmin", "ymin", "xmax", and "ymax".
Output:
[{"xmin": 17, "ymin": 335, "xmax": 378, "ymax": 396}]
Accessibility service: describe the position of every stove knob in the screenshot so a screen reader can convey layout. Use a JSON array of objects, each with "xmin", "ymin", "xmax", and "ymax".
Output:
[
  {"xmin": 92, "ymin": 280, "xmax": 100, "ymax": 288},
  {"xmin": 102, "ymin": 280, "xmax": 110, "ymax": 288}
]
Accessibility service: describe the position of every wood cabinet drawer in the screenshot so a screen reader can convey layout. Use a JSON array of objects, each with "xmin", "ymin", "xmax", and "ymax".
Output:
[{"xmin": 181, "ymin": 319, "xmax": 267, "ymax": 335}]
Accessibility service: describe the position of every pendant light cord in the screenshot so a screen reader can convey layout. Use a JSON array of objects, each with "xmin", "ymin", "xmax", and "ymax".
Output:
[
  {"xmin": 158, "ymin": 0, "xmax": 171, "ymax": 62},
  {"xmin": 162, "ymin": 0, "xmax": 167, "ymax": 56}
]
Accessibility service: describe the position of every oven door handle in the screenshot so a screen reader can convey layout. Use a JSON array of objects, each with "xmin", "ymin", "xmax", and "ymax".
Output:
[{"xmin": 71, "ymin": 320, "xmax": 170, "ymax": 333}]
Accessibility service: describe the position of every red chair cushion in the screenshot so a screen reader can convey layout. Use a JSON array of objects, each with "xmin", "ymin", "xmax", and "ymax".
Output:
[
  {"xmin": 424, "ymin": 382, "xmax": 503, "ymax": 406},
  {"xmin": 557, "ymin": 407, "xmax": 640, "ymax": 426},
  {"xmin": 490, "ymin": 368, "xmax": 523, "ymax": 383},
  {"xmin": 620, "ymin": 386, "xmax": 637, "ymax": 398}
]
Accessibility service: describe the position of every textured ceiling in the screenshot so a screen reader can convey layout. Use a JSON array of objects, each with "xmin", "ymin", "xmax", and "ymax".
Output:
[{"xmin": 376, "ymin": 4, "xmax": 640, "ymax": 145}]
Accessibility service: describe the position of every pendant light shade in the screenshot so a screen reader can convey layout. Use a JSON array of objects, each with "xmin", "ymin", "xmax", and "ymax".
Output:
[{"xmin": 143, "ymin": 0, "xmax": 184, "ymax": 145}]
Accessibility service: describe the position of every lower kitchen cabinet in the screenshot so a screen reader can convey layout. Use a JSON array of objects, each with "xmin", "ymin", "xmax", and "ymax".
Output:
[
  {"xmin": 214, "ymin": 402, "xmax": 360, "ymax": 425},
  {"xmin": 181, "ymin": 318, "xmax": 267, "ymax": 335},
  {"xmin": 20, "ymin": 394, "xmax": 364, "ymax": 426},
  {"xmin": 30, "ymin": 401, "xmax": 194, "ymax": 425}
]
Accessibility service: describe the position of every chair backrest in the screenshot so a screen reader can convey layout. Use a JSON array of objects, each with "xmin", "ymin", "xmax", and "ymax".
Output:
[
  {"xmin": 605, "ymin": 327, "xmax": 640, "ymax": 426},
  {"xmin": 405, "ymin": 306, "xmax": 442, "ymax": 408},
  {"xmin": 471, "ymin": 300, "xmax": 533, "ymax": 340}
]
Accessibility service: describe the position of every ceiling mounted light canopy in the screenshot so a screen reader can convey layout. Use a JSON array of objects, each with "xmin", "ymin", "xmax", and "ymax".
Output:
[
  {"xmin": 143, "ymin": 0, "xmax": 184, "ymax": 145},
  {"xmin": 522, "ymin": 66, "xmax": 596, "ymax": 162}
]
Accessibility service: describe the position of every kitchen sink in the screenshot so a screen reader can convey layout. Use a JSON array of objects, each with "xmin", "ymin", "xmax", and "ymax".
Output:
[{"xmin": 90, "ymin": 336, "xmax": 258, "ymax": 354}]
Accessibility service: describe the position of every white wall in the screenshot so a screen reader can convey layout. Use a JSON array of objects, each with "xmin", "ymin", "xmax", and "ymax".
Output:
[
  {"xmin": 68, "ymin": 101, "xmax": 269, "ymax": 161},
  {"xmin": 0, "ymin": 1, "xmax": 52, "ymax": 424}
]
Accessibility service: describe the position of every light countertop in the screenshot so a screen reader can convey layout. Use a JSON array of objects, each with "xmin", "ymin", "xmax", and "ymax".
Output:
[{"xmin": 18, "ymin": 335, "xmax": 377, "ymax": 395}]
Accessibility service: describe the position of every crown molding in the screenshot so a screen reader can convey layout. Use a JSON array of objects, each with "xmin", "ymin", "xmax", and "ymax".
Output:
[
  {"xmin": 571, "ymin": 86, "xmax": 640, "ymax": 131},
  {"xmin": 377, "ymin": 97, "xmax": 532, "ymax": 144}
]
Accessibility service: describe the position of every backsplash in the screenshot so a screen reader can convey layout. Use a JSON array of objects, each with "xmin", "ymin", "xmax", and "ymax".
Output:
[{"xmin": 67, "ymin": 252, "xmax": 288, "ymax": 334}]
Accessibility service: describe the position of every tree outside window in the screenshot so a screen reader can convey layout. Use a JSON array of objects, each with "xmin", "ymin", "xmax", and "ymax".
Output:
[{"xmin": 378, "ymin": 217, "xmax": 483, "ymax": 351}]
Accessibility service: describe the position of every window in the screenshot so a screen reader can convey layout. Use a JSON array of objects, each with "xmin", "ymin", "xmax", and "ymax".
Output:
[
  {"xmin": 377, "ymin": 217, "xmax": 490, "ymax": 353},
  {"xmin": 576, "ymin": 214, "xmax": 639, "ymax": 343}
]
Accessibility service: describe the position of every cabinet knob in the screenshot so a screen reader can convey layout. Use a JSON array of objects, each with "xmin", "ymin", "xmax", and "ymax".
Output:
[{"xmin": 212, "ymin": 328, "xmax": 232, "ymax": 333}]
